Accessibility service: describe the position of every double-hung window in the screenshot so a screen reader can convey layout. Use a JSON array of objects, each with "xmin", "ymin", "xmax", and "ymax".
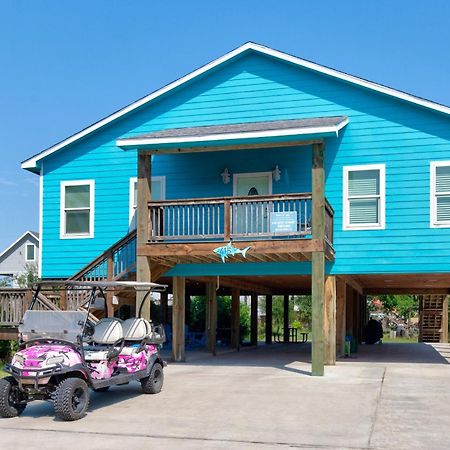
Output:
[
  {"xmin": 430, "ymin": 161, "xmax": 450, "ymax": 227},
  {"xmin": 60, "ymin": 180, "xmax": 95, "ymax": 238},
  {"xmin": 343, "ymin": 164, "xmax": 385, "ymax": 230},
  {"xmin": 129, "ymin": 176, "xmax": 165, "ymax": 230}
]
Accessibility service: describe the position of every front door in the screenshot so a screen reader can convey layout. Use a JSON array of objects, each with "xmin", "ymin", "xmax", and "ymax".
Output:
[{"xmin": 233, "ymin": 172, "xmax": 272, "ymax": 236}]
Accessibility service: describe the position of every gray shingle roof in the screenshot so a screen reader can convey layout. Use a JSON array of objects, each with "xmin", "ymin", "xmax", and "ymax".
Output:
[{"xmin": 122, "ymin": 116, "xmax": 348, "ymax": 141}]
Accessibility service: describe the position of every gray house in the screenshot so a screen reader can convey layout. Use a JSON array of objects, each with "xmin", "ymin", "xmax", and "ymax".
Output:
[{"xmin": 0, "ymin": 231, "xmax": 39, "ymax": 287}]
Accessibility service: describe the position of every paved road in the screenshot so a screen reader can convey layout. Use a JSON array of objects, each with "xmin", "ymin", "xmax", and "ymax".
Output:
[{"xmin": 1, "ymin": 343, "xmax": 450, "ymax": 449}]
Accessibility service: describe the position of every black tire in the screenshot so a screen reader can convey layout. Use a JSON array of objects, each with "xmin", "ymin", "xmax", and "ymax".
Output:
[
  {"xmin": 141, "ymin": 363, "xmax": 164, "ymax": 394},
  {"xmin": 93, "ymin": 386, "xmax": 110, "ymax": 393},
  {"xmin": 0, "ymin": 376, "xmax": 26, "ymax": 418},
  {"xmin": 53, "ymin": 378, "xmax": 89, "ymax": 421}
]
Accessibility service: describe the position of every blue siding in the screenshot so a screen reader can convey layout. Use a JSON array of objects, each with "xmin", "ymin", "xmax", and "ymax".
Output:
[{"xmin": 40, "ymin": 51, "xmax": 450, "ymax": 278}]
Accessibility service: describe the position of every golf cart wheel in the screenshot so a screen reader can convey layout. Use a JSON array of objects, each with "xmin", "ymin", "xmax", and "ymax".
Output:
[
  {"xmin": 54, "ymin": 378, "xmax": 89, "ymax": 421},
  {"xmin": 0, "ymin": 376, "xmax": 26, "ymax": 418},
  {"xmin": 141, "ymin": 363, "xmax": 164, "ymax": 394},
  {"xmin": 93, "ymin": 386, "xmax": 110, "ymax": 393}
]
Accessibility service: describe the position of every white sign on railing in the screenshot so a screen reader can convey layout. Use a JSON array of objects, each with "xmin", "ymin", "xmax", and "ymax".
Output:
[{"xmin": 270, "ymin": 211, "xmax": 298, "ymax": 233}]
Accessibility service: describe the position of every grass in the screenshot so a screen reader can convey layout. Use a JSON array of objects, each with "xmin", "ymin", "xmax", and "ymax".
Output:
[
  {"xmin": 0, "ymin": 362, "xmax": 7, "ymax": 378},
  {"xmin": 382, "ymin": 333, "xmax": 418, "ymax": 344}
]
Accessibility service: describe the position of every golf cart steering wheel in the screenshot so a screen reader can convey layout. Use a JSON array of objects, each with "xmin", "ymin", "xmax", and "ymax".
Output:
[{"xmin": 84, "ymin": 319, "xmax": 95, "ymax": 337}]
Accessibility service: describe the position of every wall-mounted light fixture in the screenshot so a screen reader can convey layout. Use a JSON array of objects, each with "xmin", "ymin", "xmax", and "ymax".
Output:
[
  {"xmin": 221, "ymin": 168, "xmax": 231, "ymax": 184},
  {"xmin": 272, "ymin": 165, "xmax": 281, "ymax": 182}
]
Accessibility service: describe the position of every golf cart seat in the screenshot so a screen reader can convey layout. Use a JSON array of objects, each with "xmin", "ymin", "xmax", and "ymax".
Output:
[
  {"xmin": 84, "ymin": 318, "xmax": 124, "ymax": 361},
  {"xmin": 119, "ymin": 318, "xmax": 151, "ymax": 356}
]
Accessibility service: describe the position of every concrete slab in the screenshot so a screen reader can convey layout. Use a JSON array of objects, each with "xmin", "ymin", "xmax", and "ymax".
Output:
[{"xmin": 1, "ymin": 343, "xmax": 450, "ymax": 449}]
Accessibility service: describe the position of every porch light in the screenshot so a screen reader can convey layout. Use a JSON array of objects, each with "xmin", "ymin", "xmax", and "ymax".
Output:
[
  {"xmin": 272, "ymin": 165, "xmax": 281, "ymax": 182},
  {"xmin": 221, "ymin": 168, "xmax": 231, "ymax": 184}
]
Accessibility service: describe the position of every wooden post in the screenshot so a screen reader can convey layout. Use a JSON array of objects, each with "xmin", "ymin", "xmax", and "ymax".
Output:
[
  {"xmin": 172, "ymin": 277, "xmax": 185, "ymax": 362},
  {"xmin": 335, "ymin": 278, "xmax": 347, "ymax": 357},
  {"xmin": 224, "ymin": 199, "xmax": 231, "ymax": 241},
  {"xmin": 205, "ymin": 282, "xmax": 217, "ymax": 355},
  {"xmin": 265, "ymin": 295, "xmax": 273, "ymax": 344},
  {"xmin": 185, "ymin": 292, "xmax": 191, "ymax": 328},
  {"xmin": 283, "ymin": 295, "xmax": 290, "ymax": 343},
  {"xmin": 160, "ymin": 291, "xmax": 169, "ymax": 324},
  {"xmin": 106, "ymin": 251, "xmax": 114, "ymax": 318},
  {"xmin": 324, "ymin": 276, "xmax": 336, "ymax": 365},
  {"xmin": 441, "ymin": 295, "xmax": 449, "ymax": 343},
  {"xmin": 59, "ymin": 287, "xmax": 67, "ymax": 311},
  {"xmin": 231, "ymin": 288, "xmax": 240, "ymax": 349},
  {"xmin": 311, "ymin": 141, "xmax": 325, "ymax": 376},
  {"xmin": 345, "ymin": 284, "xmax": 354, "ymax": 337},
  {"xmin": 136, "ymin": 153, "xmax": 152, "ymax": 320},
  {"xmin": 250, "ymin": 293, "xmax": 258, "ymax": 346}
]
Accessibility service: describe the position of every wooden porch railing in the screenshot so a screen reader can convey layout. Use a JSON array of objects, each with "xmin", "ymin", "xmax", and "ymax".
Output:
[
  {"xmin": 0, "ymin": 288, "xmax": 60, "ymax": 327},
  {"xmin": 148, "ymin": 193, "xmax": 334, "ymax": 244},
  {"xmin": 67, "ymin": 230, "xmax": 137, "ymax": 310}
]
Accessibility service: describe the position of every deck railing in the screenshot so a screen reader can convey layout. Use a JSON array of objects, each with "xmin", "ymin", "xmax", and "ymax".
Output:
[{"xmin": 148, "ymin": 193, "xmax": 334, "ymax": 243}]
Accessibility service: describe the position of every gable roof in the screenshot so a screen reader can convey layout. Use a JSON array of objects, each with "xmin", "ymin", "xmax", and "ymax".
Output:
[
  {"xmin": 0, "ymin": 231, "xmax": 39, "ymax": 260},
  {"xmin": 21, "ymin": 42, "xmax": 450, "ymax": 172}
]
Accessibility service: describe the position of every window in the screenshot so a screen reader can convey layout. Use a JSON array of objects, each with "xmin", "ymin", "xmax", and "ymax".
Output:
[
  {"xmin": 431, "ymin": 161, "xmax": 450, "ymax": 227},
  {"xmin": 129, "ymin": 176, "xmax": 165, "ymax": 229},
  {"xmin": 60, "ymin": 180, "xmax": 95, "ymax": 238},
  {"xmin": 25, "ymin": 243, "xmax": 36, "ymax": 261},
  {"xmin": 343, "ymin": 164, "xmax": 385, "ymax": 230}
]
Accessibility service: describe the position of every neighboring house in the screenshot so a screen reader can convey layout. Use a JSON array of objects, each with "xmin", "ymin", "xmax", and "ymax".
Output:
[
  {"xmin": 20, "ymin": 42, "xmax": 450, "ymax": 373},
  {"xmin": 0, "ymin": 231, "xmax": 39, "ymax": 287}
]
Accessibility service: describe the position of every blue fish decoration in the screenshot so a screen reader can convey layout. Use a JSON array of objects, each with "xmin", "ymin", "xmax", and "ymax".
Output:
[{"xmin": 213, "ymin": 242, "xmax": 251, "ymax": 263}]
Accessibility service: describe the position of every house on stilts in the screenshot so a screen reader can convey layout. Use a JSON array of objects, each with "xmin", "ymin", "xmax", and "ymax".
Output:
[{"xmin": 20, "ymin": 42, "xmax": 450, "ymax": 375}]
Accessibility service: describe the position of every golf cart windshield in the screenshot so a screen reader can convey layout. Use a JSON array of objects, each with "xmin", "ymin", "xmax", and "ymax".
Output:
[{"xmin": 19, "ymin": 310, "xmax": 88, "ymax": 343}]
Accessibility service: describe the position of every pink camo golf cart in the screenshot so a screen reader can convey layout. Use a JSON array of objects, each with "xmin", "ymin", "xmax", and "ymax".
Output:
[{"xmin": 0, "ymin": 280, "xmax": 167, "ymax": 421}]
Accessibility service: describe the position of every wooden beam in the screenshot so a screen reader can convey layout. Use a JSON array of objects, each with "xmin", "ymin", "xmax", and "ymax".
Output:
[
  {"xmin": 0, "ymin": 328, "xmax": 18, "ymax": 340},
  {"xmin": 136, "ymin": 153, "xmax": 152, "ymax": 319},
  {"xmin": 283, "ymin": 295, "xmax": 290, "ymax": 343},
  {"xmin": 324, "ymin": 276, "xmax": 336, "ymax": 365},
  {"xmin": 335, "ymin": 278, "xmax": 347, "ymax": 357},
  {"xmin": 205, "ymin": 282, "xmax": 217, "ymax": 355},
  {"xmin": 250, "ymin": 293, "xmax": 258, "ymax": 346},
  {"xmin": 364, "ymin": 288, "xmax": 450, "ymax": 295},
  {"xmin": 231, "ymin": 288, "xmax": 241, "ymax": 349},
  {"xmin": 138, "ymin": 238, "xmax": 324, "ymax": 257},
  {"xmin": 190, "ymin": 276, "xmax": 274, "ymax": 296},
  {"xmin": 311, "ymin": 141, "xmax": 325, "ymax": 376},
  {"xmin": 340, "ymin": 275, "xmax": 364, "ymax": 296},
  {"xmin": 142, "ymin": 139, "xmax": 323, "ymax": 155},
  {"xmin": 265, "ymin": 295, "xmax": 273, "ymax": 344},
  {"xmin": 172, "ymin": 276, "xmax": 185, "ymax": 362}
]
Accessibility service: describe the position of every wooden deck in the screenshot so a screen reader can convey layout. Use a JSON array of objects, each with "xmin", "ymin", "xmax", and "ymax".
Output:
[{"xmin": 140, "ymin": 193, "xmax": 334, "ymax": 265}]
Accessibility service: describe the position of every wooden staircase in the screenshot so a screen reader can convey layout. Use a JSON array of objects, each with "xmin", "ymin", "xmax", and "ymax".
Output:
[{"xmin": 418, "ymin": 295, "xmax": 449, "ymax": 343}]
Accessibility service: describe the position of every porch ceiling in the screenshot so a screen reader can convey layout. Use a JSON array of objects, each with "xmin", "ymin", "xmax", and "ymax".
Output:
[{"xmin": 116, "ymin": 116, "xmax": 348, "ymax": 151}]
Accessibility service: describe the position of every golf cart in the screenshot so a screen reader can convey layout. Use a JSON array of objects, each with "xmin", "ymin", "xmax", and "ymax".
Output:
[{"xmin": 0, "ymin": 280, "xmax": 167, "ymax": 421}]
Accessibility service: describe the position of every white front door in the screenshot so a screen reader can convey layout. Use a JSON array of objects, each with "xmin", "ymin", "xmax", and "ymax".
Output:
[{"xmin": 233, "ymin": 172, "xmax": 272, "ymax": 236}]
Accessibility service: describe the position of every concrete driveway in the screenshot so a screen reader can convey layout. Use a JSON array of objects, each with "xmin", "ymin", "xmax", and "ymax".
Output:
[{"xmin": 1, "ymin": 343, "xmax": 450, "ymax": 449}]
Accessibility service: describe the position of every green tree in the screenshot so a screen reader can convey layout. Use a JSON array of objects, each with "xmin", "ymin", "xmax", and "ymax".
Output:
[{"xmin": 14, "ymin": 263, "xmax": 38, "ymax": 288}]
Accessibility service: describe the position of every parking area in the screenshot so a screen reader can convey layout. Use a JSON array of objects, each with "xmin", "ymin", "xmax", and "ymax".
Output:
[{"xmin": 1, "ymin": 342, "xmax": 450, "ymax": 449}]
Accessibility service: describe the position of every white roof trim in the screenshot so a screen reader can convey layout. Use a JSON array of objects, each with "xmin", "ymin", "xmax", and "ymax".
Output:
[
  {"xmin": 0, "ymin": 231, "xmax": 39, "ymax": 260},
  {"xmin": 117, "ymin": 119, "xmax": 349, "ymax": 148},
  {"xmin": 22, "ymin": 42, "xmax": 450, "ymax": 170}
]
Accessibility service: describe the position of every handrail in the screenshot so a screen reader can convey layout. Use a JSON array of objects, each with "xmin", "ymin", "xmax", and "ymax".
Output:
[
  {"xmin": 69, "ymin": 229, "xmax": 137, "ymax": 281},
  {"xmin": 148, "ymin": 193, "xmax": 334, "ymax": 244}
]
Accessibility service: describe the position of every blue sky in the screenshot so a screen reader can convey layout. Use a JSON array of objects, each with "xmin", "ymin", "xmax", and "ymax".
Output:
[{"xmin": 0, "ymin": 0, "xmax": 449, "ymax": 251}]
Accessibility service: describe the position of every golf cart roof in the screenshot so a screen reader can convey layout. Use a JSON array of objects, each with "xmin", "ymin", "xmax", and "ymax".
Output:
[{"xmin": 34, "ymin": 280, "xmax": 167, "ymax": 291}]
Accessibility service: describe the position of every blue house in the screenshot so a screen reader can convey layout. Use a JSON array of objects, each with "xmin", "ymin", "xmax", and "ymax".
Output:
[{"xmin": 21, "ymin": 42, "xmax": 450, "ymax": 374}]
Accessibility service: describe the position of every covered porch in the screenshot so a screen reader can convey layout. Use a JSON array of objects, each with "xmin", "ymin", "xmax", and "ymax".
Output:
[{"xmin": 117, "ymin": 116, "xmax": 348, "ymax": 376}]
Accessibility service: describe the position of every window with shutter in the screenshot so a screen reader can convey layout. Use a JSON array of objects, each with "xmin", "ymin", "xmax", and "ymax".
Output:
[
  {"xmin": 431, "ymin": 162, "xmax": 450, "ymax": 227},
  {"xmin": 343, "ymin": 164, "xmax": 385, "ymax": 230}
]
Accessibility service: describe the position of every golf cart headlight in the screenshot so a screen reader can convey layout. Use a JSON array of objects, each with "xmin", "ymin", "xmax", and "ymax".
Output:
[
  {"xmin": 46, "ymin": 356, "xmax": 64, "ymax": 366},
  {"xmin": 13, "ymin": 354, "xmax": 24, "ymax": 365}
]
